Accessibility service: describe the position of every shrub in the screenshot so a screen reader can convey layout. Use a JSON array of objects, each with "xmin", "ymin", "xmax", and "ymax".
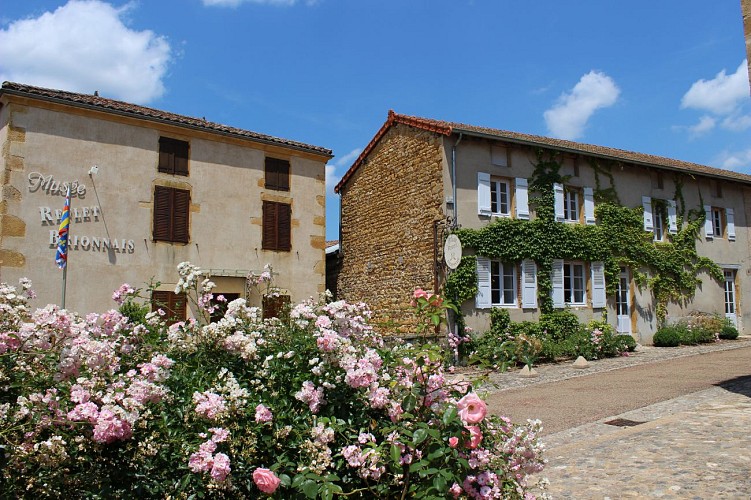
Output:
[
  {"xmin": 720, "ymin": 320, "xmax": 739, "ymax": 340},
  {"xmin": 615, "ymin": 334, "xmax": 637, "ymax": 352},
  {"xmin": 489, "ymin": 307, "xmax": 511, "ymax": 337},
  {"xmin": 0, "ymin": 265, "xmax": 545, "ymax": 499},
  {"xmin": 653, "ymin": 326, "xmax": 682, "ymax": 347},
  {"xmin": 539, "ymin": 310, "xmax": 580, "ymax": 341}
]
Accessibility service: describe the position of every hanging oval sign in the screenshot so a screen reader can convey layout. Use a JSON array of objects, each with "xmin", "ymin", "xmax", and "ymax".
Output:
[{"xmin": 444, "ymin": 234, "xmax": 462, "ymax": 270}]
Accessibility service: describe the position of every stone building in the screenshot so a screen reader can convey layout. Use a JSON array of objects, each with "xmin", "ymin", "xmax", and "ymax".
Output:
[
  {"xmin": 335, "ymin": 111, "xmax": 751, "ymax": 343},
  {"xmin": 0, "ymin": 82, "xmax": 332, "ymax": 317}
]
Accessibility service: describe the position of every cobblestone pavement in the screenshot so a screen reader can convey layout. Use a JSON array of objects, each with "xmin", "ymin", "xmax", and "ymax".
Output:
[{"xmin": 466, "ymin": 337, "xmax": 751, "ymax": 499}]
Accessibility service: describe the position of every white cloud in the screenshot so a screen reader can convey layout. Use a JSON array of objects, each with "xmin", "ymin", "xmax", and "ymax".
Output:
[
  {"xmin": 721, "ymin": 113, "xmax": 751, "ymax": 132},
  {"xmin": 326, "ymin": 148, "xmax": 362, "ymax": 194},
  {"xmin": 0, "ymin": 0, "xmax": 171, "ymax": 104},
  {"xmin": 202, "ymin": 0, "xmax": 315, "ymax": 6},
  {"xmin": 716, "ymin": 147, "xmax": 751, "ymax": 172},
  {"xmin": 681, "ymin": 60, "xmax": 750, "ymax": 115},
  {"xmin": 687, "ymin": 115, "xmax": 716, "ymax": 137},
  {"xmin": 543, "ymin": 71, "xmax": 620, "ymax": 140}
]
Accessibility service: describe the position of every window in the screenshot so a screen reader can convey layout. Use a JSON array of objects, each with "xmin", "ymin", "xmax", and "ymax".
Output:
[
  {"xmin": 563, "ymin": 262, "xmax": 586, "ymax": 305},
  {"xmin": 714, "ymin": 180, "xmax": 723, "ymax": 198},
  {"xmin": 724, "ymin": 270, "xmax": 736, "ymax": 315},
  {"xmin": 643, "ymin": 197, "xmax": 677, "ymax": 238},
  {"xmin": 265, "ymin": 157, "xmax": 290, "ymax": 191},
  {"xmin": 554, "ymin": 184, "xmax": 594, "ymax": 224},
  {"xmin": 158, "ymin": 137, "xmax": 189, "ymax": 176},
  {"xmin": 151, "ymin": 290, "xmax": 186, "ymax": 326},
  {"xmin": 477, "ymin": 173, "xmax": 529, "ymax": 219},
  {"xmin": 653, "ymin": 208, "xmax": 664, "ymax": 242},
  {"xmin": 563, "ymin": 189, "xmax": 579, "ymax": 222},
  {"xmin": 712, "ymin": 208, "xmax": 723, "ymax": 237},
  {"xmin": 263, "ymin": 294, "xmax": 290, "ymax": 319},
  {"xmin": 490, "ymin": 261, "xmax": 517, "ymax": 306},
  {"xmin": 153, "ymin": 186, "xmax": 190, "ymax": 243},
  {"xmin": 490, "ymin": 179, "xmax": 511, "ymax": 216},
  {"xmin": 704, "ymin": 206, "xmax": 735, "ymax": 241},
  {"xmin": 476, "ymin": 257, "xmax": 522, "ymax": 308},
  {"xmin": 262, "ymin": 201, "xmax": 291, "ymax": 251}
]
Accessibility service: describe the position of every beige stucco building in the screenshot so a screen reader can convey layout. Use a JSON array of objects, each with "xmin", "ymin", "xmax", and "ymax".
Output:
[
  {"xmin": 0, "ymin": 82, "xmax": 332, "ymax": 318},
  {"xmin": 335, "ymin": 111, "xmax": 751, "ymax": 343}
]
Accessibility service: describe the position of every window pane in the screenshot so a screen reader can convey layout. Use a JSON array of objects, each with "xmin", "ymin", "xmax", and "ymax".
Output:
[
  {"xmin": 502, "ymin": 264, "xmax": 514, "ymax": 304},
  {"xmin": 499, "ymin": 182, "xmax": 509, "ymax": 214},
  {"xmin": 491, "ymin": 261, "xmax": 501, "ymax": 304},
  {"xmin": 490, "ymin": 181, "xmax": 498, "ymax": 213}
]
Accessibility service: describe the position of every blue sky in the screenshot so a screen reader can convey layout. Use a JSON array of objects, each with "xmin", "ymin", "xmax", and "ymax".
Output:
[{"xmin": 2, "ymin": 1, "xmax": 749, "ymax": 241}]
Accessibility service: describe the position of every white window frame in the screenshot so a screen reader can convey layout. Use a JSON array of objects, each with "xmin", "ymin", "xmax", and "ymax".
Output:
[
  {"xmin": 490, "ymin": 260, "xmax": 517, "ymax": 307},
  {"xmin": 724, "ymin": 269, "xmax": 736, "ymax": 316},
  {"xmin": 653, "ymin": 208, "xmax": 664, "ymax": 242},
  {"xmin": 563, "ymin": 261, "xmax": 586, "ymax": 306},
  {"xmin": 712, "ymin": 207, "xmax": 723, "ymax": 238},
  {"xmin": 563, "ymin": 189, "xmax": 579, "ymax": 222},
  {"xmin": 490, "ymin": 178, "xmax": 511, "ymax": 217}
]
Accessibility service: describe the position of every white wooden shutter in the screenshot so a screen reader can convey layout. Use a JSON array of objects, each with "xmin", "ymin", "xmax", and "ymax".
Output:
[
  {"xmin": 554, "ymin": 183, "xmax": 565, "ymax": 222},
  {"xmin": 704, "ymin": 205, "xmax": 713, "ymax": 239},
  {"xmin": 551, "ymin": 259, "xmax": 565, "ymax": 308},
  {"xmin": 667, "ymin": 200, "xmax": 678, "ymax": 234},
  {"xmin": 475, "ymin": 257, "xmax": 492, "ymax": 309},
  {"xmin": 642, "ymin": 196, "xmax": 653, "ymax": 232},
  {"xmin": 478, "ymin": 172, "xmax": 491, "ymax": 216},
  {"xmin": 591, "ymin": 261, "xmax": 606, "ymax": 308},
  {"xmin": 521, "ymin": 259, "xmax": 537, "ymax": 308},
  {"xmin": 583, "ymin": 187, "xmax": 595, "ymax": 225},
  {"xmin": 727, "ymin": 208, "xmax": 735, "ymax": 241},
  {"xmin": 515, "ymin": 178, "xmax": 530, "ymax": 220}
]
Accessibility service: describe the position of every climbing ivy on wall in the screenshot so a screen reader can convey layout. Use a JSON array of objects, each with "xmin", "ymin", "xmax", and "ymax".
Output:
[{"xmin": 447, "ymin": 149, "xmax": 722, "ymax": 323}]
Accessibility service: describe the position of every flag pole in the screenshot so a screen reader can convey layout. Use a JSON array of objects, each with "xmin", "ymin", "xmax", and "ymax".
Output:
[
  {"xmin": 55, "ymin": 185, "xmax": 71, "ymax": 309},
  {"xmin": 61, "ymin": 259, "xmax": 67, "ymax": 309}
]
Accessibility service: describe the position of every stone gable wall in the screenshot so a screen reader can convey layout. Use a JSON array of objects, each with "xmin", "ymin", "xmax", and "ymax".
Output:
[{"xmin": 338, "ymin": 124, "xmax": 445, "ymax": 333}]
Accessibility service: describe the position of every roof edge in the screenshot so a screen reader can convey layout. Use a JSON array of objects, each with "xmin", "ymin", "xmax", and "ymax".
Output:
[
  {"xmin": 1, "ymin": 82, "xmax": 333, "ymax": 158},
  {"xmin": 334, "ymin": 110, "xmax": 451, "ymax": 193}
]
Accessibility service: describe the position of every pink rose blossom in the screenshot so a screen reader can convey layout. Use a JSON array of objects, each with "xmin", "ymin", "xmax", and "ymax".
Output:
[
  {"xmin": 448, "ymin": 436, "xmax": 459, "ymax": 448},
  {"xmin": 253, "ymin": 467, "xmax": 281, "ymax": 494},
  {"xmin": 457, "ymin": 392, "xmax": 487, "ymax": 424},
  {"xmin": 466, "ymin": 425, "xmax": 482, "ymax": 449},
  {"xmin": 449, "ymin": 483, "xmax": 463, "ymax": 498},
  {"xmin": 255, "ymin": 404, "xmax": 273, "ymax": 423},
  {"xmin": 211, "ymin": 452, "xmax": 231, "ymax": 481}
]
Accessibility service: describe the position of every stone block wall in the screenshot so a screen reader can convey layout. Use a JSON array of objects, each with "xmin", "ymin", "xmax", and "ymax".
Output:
[{"xmin": 338, "ymin": 124, "xmax": 445, "ymax": 333}]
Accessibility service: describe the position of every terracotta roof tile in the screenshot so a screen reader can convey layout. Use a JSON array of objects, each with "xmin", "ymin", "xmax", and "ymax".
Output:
[
  {"xmin": 335, "ymin": 111, "xmax": 751, "ymax": 192},
  {"xmin": 1, "ymin": 81, "xmax": 333, "ymax": 157}
]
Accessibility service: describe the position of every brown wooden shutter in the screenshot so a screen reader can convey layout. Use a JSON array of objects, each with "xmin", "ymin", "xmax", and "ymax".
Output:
[
  {"xmin": 265, "ymin": 158, "xmax": 290, "ymax": 191},
  {"xmin": 152, "ymin": 290, "xmax": 186, "ymax": 326},
  {"xmin": 174, "ymin": 140, "xmax": 189, "ymax": 176},
  {"xmin": 262, "ymin": 201, "xmax": 277, "ymax": 250},
  {"xmin": 173, "ymin": 188, "xmax": 190, "ymax": 243},
  {"xmin": 158, "ymin": 138, "xmax": 173, "ymax": 174},
  {"xmin": 153, "ymin": 186, "xmax": 173, "ymax": 241},
  {"xmin": 159, "ymin": 137, "xmax": 189, "ymax": 176},
  {"xmin": 171, "ymin": 292, "xmax": 187, "ymax": 323},
  {"xmin": 278, "ymin": 203, "xmax": 291, "ymax": 251},
  {"xmin": 263, "ymin": 294, "xmax": 290, "ymax": 319}
]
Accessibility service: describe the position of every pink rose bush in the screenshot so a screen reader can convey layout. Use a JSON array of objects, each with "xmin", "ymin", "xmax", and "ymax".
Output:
[{"xmin": 0, "ymin": 264, "xmax": 546, "ymax": 498}]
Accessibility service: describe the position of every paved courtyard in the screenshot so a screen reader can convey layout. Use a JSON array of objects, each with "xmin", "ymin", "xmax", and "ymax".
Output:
[{"xmin": 476, "ymin": 338, "xmax": 751, "ymax": 498}]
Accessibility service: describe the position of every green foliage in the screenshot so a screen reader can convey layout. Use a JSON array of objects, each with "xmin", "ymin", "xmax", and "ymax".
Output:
[
  {"xmin": 720, "ymin": 320, "xmax": 739, "ymax": 340},
  {"xmin": 119, "ymin": 299, "xmax": 149, "ymax": 325},
  {"xmin": 489, "ymin": 308, "xmax": 511, "ymax": 337},
  {"xmin": 653, "ymin": 326, "xmax": 682, "ymax": 347},
  {"xmin": 615, "ymin": 334, "xmax": 637, "ymax": 352},
  {"xmin": 539, "ymin": 310, "xmax": 580, "ymax": 341},
  {"xmin": 449, "ymin": 151, "xmax": 722, "ymax": 322}
]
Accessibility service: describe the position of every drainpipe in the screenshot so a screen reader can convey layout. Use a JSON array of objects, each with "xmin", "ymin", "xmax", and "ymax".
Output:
[
  {"xmin": 451, "ymin": 133, "xmax": 463, "ymax": 228},
  {"xmin": 448, "ymin": 133, "xmax": 463, "ymax": 361}
]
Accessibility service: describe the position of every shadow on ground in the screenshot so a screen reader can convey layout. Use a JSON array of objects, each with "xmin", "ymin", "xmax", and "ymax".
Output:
[{"xmin": 716, "ymin": 374, "xmax": 751, "ymax": 398}]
